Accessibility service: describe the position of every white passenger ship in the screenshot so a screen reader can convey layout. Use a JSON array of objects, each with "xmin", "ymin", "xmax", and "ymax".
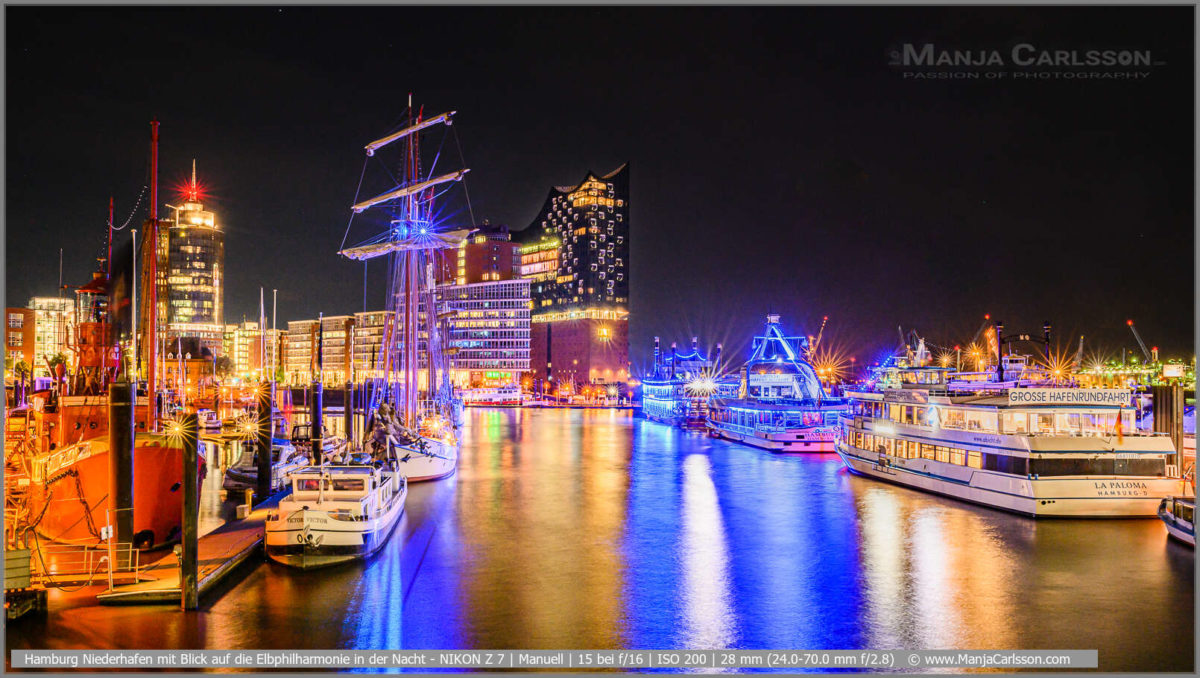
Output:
[
  {"xmin": 460, "ymin": 384, "xmax": 523, "ymax": 407},
  {"xmin": 836, "ymin": 362, "xmax": 1182, "ymax": 517},
  {"xmin": 265, "ymin": 458, "xmax": 407, "ymax": 569},
  {"xmin": 707, "ymin": 314, "xmax": 848, "ymax": 452}
]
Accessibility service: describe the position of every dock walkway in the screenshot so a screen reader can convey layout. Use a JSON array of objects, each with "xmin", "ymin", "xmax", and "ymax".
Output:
[{"xmin": 96, "ymin": 498, "xmax": 278, "ymax": 606}]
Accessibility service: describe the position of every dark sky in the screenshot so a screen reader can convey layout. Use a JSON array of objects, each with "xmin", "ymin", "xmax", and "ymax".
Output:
[{"xmin": 5, "ymin": 6, "xmax": 1195, "ymax": 375}]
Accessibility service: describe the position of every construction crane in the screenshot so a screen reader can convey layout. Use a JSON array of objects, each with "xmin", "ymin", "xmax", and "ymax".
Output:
[
  {"xmin": 810, "ymin": 316, "xmax": 829, "ymax": 355},
  {"xmin": 1126, "ymin": 320, "xmax": 1152, "ymax": 362},
  {"xmin": 970, "ymin": 314, "xmax": 993, "ymax": 345}
]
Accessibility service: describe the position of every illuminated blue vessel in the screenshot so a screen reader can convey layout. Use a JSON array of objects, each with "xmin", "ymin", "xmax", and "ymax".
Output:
[
  {"xmin": 707, "ymin": 314, "xmax": 848, "ymax": 452},
  {"xmin": 641, "ymin": 337, "xmax": 733, "ymax": 429}
]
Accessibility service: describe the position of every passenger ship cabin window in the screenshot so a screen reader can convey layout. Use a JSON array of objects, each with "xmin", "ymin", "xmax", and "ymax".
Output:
[{"xmin": 1002, "ymin": 412, "xmax": 1029, "ymax": 434}]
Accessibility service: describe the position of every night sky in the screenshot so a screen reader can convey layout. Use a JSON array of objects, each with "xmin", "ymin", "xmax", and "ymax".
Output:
[{"xmin": 5, "ymin": 7, "xmax": 1194, "ymax": 375}]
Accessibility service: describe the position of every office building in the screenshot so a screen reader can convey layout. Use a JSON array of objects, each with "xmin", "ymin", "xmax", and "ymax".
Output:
[
  {"xmin": 440, "ymin": 279, "xmax": 531, "ymax": 387},
  {"xmin": 161, "ymin": 162, "xmax": 225, "ymax": 355},
  {"xmin": 223, "ymin": 320, "xmax": 283, "ymax": 381},
  {"xmin": 28, "ymin": 296, "xmax": 75, "ymax": 377},
  {"xmin": 5, "ymin": 308, "xmax": 37, "ymax": 374}
]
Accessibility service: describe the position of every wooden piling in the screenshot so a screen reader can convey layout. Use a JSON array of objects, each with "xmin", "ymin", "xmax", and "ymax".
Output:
[
  {"xmin": 180, "ymin": 412, "xmax": 199, "ymax": 611},
  {"xmin": 255, "ymin": 381, "xmax": 272, "ymax": 503},
  {"xmin": 107, "ymin": 381, "xmax": 135, "ymax": 545}
]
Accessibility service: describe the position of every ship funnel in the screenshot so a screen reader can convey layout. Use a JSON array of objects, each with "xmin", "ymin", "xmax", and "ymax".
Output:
[
  {"xmin": 1043, "ymin": 321, "xmax": 1052, "ymax": 349},
  {"xmin": 653, "ymin": 337, "xmax": 661, "ymax": 375},
  {"xmin": 714, "ymin": 343, "xmax": 723, "ymax": 370},
  {"xmin": 670, "ymin": 342, "xmax": 678, "ymax": 379},
  {"xmin": 692, "ymin": 336, "xmax": 698, "ymax": 353}
]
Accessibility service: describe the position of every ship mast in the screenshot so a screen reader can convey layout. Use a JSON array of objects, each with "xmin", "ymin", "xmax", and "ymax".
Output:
[
  {"xmin": 340, "ymin": 99, "xmax": 469, "ymax": 430},
  {"xmin": 141, "ymin": 119, "xmax": 160, "ymax": 430}
]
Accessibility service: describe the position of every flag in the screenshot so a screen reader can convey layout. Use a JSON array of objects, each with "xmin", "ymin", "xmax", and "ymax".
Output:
[
  {"xmin": 1114, "ymin": 407, "xmax": 1124, "ymax": 444},
  {"xmin": 984, "ymin": 326, "xmax": 999, "ymax": 365}
]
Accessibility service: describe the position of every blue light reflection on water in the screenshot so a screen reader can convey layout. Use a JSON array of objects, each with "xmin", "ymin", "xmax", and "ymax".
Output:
[{"xmin": 622, "ymin": 421, "xmax": 866, "ymax": 654}]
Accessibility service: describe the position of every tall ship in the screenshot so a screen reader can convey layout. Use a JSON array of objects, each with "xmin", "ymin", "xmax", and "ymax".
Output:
[
  {"xmin": 338, "ymin": 100, "xmax": 465, "ymax": 482},
  {"xmin": 707, "ymin": 314, "xmax": 848, "ymax": 452},
  {"xmin": 642, "ymin": 337, "xmax": 729, "ymax": 429},
  {"xmin": 835, "ymin": 356, "xmax": 1187, "ymax": 518},
  {"xmin": 8, "ymin": 123, "xmax": 205, "ymax": 549}
]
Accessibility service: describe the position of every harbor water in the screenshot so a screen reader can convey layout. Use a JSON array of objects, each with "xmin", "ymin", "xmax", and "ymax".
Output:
[{"xmin": 7, "ymin": 408, "xmax": 1194, "ymax": 671}]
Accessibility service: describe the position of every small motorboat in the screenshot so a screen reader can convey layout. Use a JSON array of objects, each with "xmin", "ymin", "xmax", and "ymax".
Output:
[
  {"xmin": 289, "ymin": 423, "xmax": 349, "ymax": 463},
  {"xmin": 264, "ymin": 460, "xmax": 407, "ymax": 569},
  {"xmin": 1158, "ymin": 496, "xmax": 1195, "ymax": 547},
  {"xmin": 222, "ymin": 438, "xmax": 310, "ymax": 494},
  {"xmin": 197, "ymin": 409, "xmax": 221, "ymax": 430}
]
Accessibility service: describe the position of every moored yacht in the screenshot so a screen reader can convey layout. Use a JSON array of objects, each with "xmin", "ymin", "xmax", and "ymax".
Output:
[
  {"xmin": 221, "ymin": 438, "xmax": 311, "ymax": 493},
  {"xmin": 707, "ymin": 314, "xmax": 848, "ymax": 452},
  {"xmin": 836, "ymin": 361, "xmax": 1183, "ymax": 517},
  {"xmin": 1158, "ymin": 496, "xmax": 1195, "ymax": 546},
  {"xmin": 289, "ymin": 422, "xmax": 349, "ymax": 463},
  {"xmin": 197, "ymin": 409, "xmax": 221, "ymax": 430},
  {"xmin": 265, "ymin": 458, "xmax": 407, "ymax": 569}
]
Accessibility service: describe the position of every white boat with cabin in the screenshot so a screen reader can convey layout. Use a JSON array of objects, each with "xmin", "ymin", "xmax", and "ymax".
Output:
[
  {"xmin": 265, "ymin": 459, "xmax": 407, "ymax": 569},
  {"xmin": 461, "ymin": 384, "xmax": 523, "ymax": 407},
  {"xmin": 1158, "ymin": 496, "xmax": 1195, "ymax": 546}
]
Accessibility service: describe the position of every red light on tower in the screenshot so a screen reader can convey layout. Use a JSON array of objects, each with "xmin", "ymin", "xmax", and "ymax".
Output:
[
  {"xmin": 984, "ymin": 314, "xmax": 990, "ymax": 320},
  {"xmin": 175, "ymin": 159, "xmax": 208, "ymax": 203},
  {"xmin": 1127, "ymin": 319, "xmax": 1134, "ymax": 326}
]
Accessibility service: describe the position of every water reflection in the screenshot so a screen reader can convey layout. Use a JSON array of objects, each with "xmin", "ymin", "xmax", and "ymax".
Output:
[
  {"xmin": 5, "ymin": 409, "xmax": 1193, "ymax": 672},
  {"xmin": 679, "ymin": 454, "xmax": 736, "ymax": 648}
]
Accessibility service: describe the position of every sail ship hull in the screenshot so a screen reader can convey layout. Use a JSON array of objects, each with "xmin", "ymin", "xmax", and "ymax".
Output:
[{"xmin": 397, "ymin": 437, "xmax": 458, "ymax": 482}]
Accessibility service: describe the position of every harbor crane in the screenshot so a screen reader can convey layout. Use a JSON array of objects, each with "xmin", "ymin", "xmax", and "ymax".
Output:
[
  {"xmin": 970, "ymin": 314, "xmax": 993, "ymax": 345},
  {"xmin": 1126, "ymin": 320, "xmax": 1153, "ymax": 362},
  {"xmin": 810, "ymin": 315, "xmax": 829, "ymax": 355}
]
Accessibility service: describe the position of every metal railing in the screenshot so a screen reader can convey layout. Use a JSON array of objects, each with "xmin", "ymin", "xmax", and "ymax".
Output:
[{"xmin": 29, "ymin": 541, "xmax": 141, "ymax": 591}]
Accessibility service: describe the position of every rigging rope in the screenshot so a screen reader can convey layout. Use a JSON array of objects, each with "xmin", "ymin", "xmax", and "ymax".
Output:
[
  {"xmin": 452, "ymin": 125, "xmax": 476, "ymax": 226},
  {"xmin": 339, "ymin": 155, "xmax": 371, "ymax": 252}
]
